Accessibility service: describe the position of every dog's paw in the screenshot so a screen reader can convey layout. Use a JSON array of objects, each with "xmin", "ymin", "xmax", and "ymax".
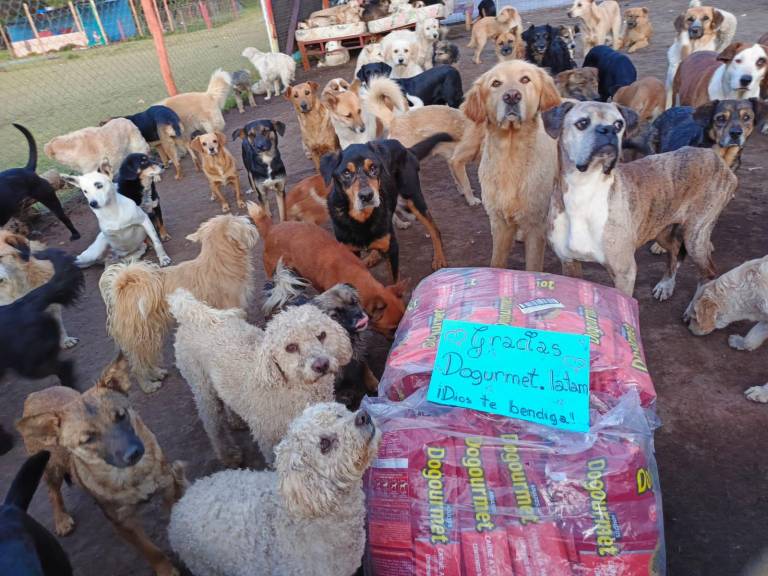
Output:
[
  {"xmin": 152, "ymin": 367, "xmax": 169, "ymax": 380},
  {"xmin": 55, "ymin": 514, "xmax": 75, "ymax": 536},
  {"xmin": 649, "ymin": 242, "xmax": 667, "ymax": 255},
  {"xmin": 161, "ymin": 233, "xmax": 172, "ymax": 242},
  {"xmin": 238, "ymin": 200, "xmax": 247, "ymax": 210},
  {"xmin": 159, "ymin": 255, "xmax": 172, "ymax": 267},
  {"xmin": 745, "ymin": 385, "xmax": 768, "ymax": 403},
  {"xmin": 60, "ymin": 336, "xmax": 79, "ymax": 350},
  {"xmin": 69, "ymin": 231, "xmax": 81, "ymax": 241},
  {"xmin": 394, "ymin": 217, "xmax": 412, "ymax": 230},
  {"xmin": 465, "ymin": 195, "xmax": 482, "ymax": 207},
  {"xmin": 221, "ymin": 203, "xmax": 231, "ymax": 213},
  {"xmin": 728, "ymin": 334, "xmax": 752, "ymax": 351},
  {"xmin": 432, "ymin": 255, "xmax": 447, "ymax": 271},
  {"xmin": 652, "ymin": 278, "xmax": 675, "ymax": 301}
]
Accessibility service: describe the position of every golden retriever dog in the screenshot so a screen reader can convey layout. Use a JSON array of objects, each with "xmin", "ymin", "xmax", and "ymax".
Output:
[
  {"xmin": 613, "ymin": 76, "xmax": 666, "ymax": 123},
  {"xmin": 285, "ymin": 81, "xmax": 339, "ymax": 172},
  {"xmin": 567, "ymin": 0, "xmax": 621, "ymax": 51},
  {"xmin": 468, "ymin": 6, "xmax": 522, "ymax": 64},
  {"xmin": 462, "ymin": 60, "xmax": 561, "ymax": 270},
  {"xmin": 189, "ymin": 132, "xmax": 244, "ymax": 213},
  {"xmin": 44, "ymin": 118, "xmax": 148, "ymax": 174},
  {"xmin": 415, "ymin": 16, "xmax": 441, "ymax": 70},
  {"xmin": 17, "ymin": 354, "xmax": 186, "ymax": 576},
  {"xmin": 621, "ymin": 7, "xmax": 653, "ymax": 53},
  {"xmin": 381, "ymin": 30, "xmax": 424, "ymax": 78},
  {"xmin": 98, "ymin": 215, "xmax": 259, "ymax": 394}
]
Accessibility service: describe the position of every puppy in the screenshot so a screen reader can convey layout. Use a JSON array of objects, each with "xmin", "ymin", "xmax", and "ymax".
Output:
[
  {"xmin": 285, "ymin": 174, "xmax": 331, "ymax": 225},
  {"xmin": 478, "ymin": 0, "xmax": 496, "ymax": 18},
  {"xmin": 17, "ymin": 354, "xmax": 187, "ymax": 576},
  {"xmin": 355, "ymin": 42, "xmax": 384, "ymax": 74},
  {"xmin": 555, "ymin": 67, "xmax": 601, "ymax": 101},
  {"xmin": 621, "ymin": 7, "xmax": 652, "ymax": 53},
  {"xmin": 116, "ymin": 153, "xmax": 170, "ymax": 241},
  {"xmin": 98, "ymin": 215, "xmax": 258, "ymax": 393},
  {"xmin": 286, "ymin": 82, "xmax": 339, "ymax": 172},
  {"xmin": 613, "ymin": 76, "xmax": 666, "ymax": 123},
  {"xmin": 190, "ymin": 132, "xmax": 244, "ymax": 213},
  {"xmin": 319, "ymin": 40, "xmax": 351, "ymax": 68},
  {"xmin": 583, "ymin": 45, "xmax": 638, "ymax": 101},
  {"xmin": 433, "ymin": 40, "xmax": 460, "ymax": 65},
  {"xmin": 494, "ymin": 30, "xmax": 522, "ymax": 61},
  {"xmin": 543, "ymin": 100, "xmax": 738, "ymax": 299},
  {"xmin": 567, "ymin": 0, "xmax": 621, "ymax": 51},
  {"xmin": 522, "ymin": 24, "xmax": 576, "ymax": 74},
  {"xmin": 357, "ymin": 62, "xmax": 463, "ymax": 108},
  {"xmin": 0, "ymin": 124, "xmax": 80, "ymax": 241},
  {"xmin": 168, "ymin": 403, "xmax": 379, "ymax": 576},
  {"xmin": 231, "ymin": 69, "xmax": 257, "ymax": 113},
  {"xmin": 415, "ymin": 16, "xmax": 441, "ymax": 70},
  {"xmin": 381, "ymin": 30, "xmax": 424, "ymax": 78},
  {"xmin": 242, "ymin": 47, "xmax": 296, "ymax": 99},
  {"xmin": 323, "ymin": 83, "xmax": 371, "ymax": 149},
  {"xmin": 232, "ymin": 120, "xmax": 288, "ymax": 220},
  {"xmin": 44, "ymin": 118, "xmax": 149, "ymax": 175},
  {"xmin": 64, "ymin": 167, "xmax": 171, "ymax": 269},
  {"xmin": 468, "ymin": 6, "xmax": 522, "ymax": 64}
]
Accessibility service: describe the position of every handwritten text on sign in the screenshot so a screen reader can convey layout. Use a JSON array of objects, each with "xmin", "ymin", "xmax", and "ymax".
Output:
[{"xmin": 427, "ymin": 320, "xmax": 591, "ymax": 432}]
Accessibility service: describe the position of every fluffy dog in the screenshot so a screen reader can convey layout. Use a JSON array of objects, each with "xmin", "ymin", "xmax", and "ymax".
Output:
[
  {"xmin": 242, "ymin": 47, "xmax": 296, "ymax": 99},
  {"xmin": 415, "ymin": 16, "xmax": 441, "ymax": 69},
  {"xmin": 522, "ymin": 24, "xmax": 576, "ymax": 74},
  {"xmin": 190, "ymin": 132, "xmax": 244, "ymax": 213},
  {"xmin": 613, "ymin": 76, "xmax": 666, "ymax": 123},
  {"xmin": 168, "ymin": 402, "xmax": 379, "ymax": 576},
  {"xmin": 621, "ymin": 7, "xmax": 652, "ymax": 53},
  {"xmin": 583, "ymin": 45, "xmax": 638, "ymax": 101},
  {"xmin": 117, "ymin": 105, "xmax": 184, "ymax": 180},
  {"xmin": 381, "ymin": 30, "xmax": 424, "ymax": 78},
  {"xmin": 169, "ymin": 289, "xmax": 352, "ymax": 466},
  {"xmin": 44, "ymin": 118, "xmax": 149, "ymax": 175},
  {"xmin": 17, "ymin": 354, "xmax": 187, "ymax": 576},
  {"xmin": 355, "ymin": 43, "xmax": 384, "ymax": 74},
  {"xmin": 116, "ymin": 153, "xmax": 170, "ymax": 241},
  {"xmin": 286, "ymin": 82, "xmax": 339, "ymax": 172},
  {"xmin": 285, "ymin": 174, "xmax": 331, "ymax": 225},
  {"xmin": 231, "ymin": 69, "xmax": 257, "ymax": 113},
  {"xmin": 433, "ymin": 40, "xmax": 460, "ymax": 65},
  {"xmin": 323, "ymin": 83, "xmax": 372, "ymax": 149},
  {"xmin": 468, "ymin": 6, "xmax": 522, "ymax": 64},
  {"xmin": 357, "ymin": 62, "xmax": 463, "ymax": 107},
  {"xmin": 319, "ymin": 40, "xmax": 351, "ymax": 68},
  {"xmin": 567, "ymin": 0, "xmax": 621, "ymax": 51},
  {"xmin": 555, "ymin": 67, "xmax": 601, "ymax": 101},
  {"xmin": 0, "ymin": 124, "xmax": 80, "ymax": 241},
  {"xmin": 98, "ymin": 214, "xmax": 258, "ymax": 393}
]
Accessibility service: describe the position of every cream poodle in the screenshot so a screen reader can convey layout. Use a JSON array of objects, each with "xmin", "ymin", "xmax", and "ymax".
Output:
[
  {"xmin": 168, "ymin": 289, "xmax": 352, "ymax": 466},
  {"xmin": 169, "ymin": 402, "xmax": 380, "ymax": 576}
]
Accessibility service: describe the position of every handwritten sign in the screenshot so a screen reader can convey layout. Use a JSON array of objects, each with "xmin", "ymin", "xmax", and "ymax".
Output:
[{"xmin": 427, "ymin": 320, "xmax": 591, "ymax": 432}]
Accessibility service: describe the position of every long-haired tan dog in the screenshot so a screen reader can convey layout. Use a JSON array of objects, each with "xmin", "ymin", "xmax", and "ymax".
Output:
[
  {"xmin": 285, "ymin": 81, "xmax": 339, "ymax": 172},
  {"xmin": 567, "ymin": 0, "xmax": 621, "ymax": 51},
  {"xmin": 189, "ymin": 132, "xmax": 244, "ymax": 213},
  {"xmin": 468, "ymin": 6, "xmax": 522, "ymax": 64},
  {"xmin": 44, "ymin": 118, "xmax": 148, "ymax": 174},
  {"xmin": 98, "ymin": 215, "xmax": 259, "ymax": 394}
]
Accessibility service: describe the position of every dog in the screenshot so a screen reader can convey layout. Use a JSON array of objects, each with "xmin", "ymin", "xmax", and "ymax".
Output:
[
  {"xmin": 522, "ymin": 24, "xmax": 576, "ymax": 74},
  {"xmin": 355, "ymin": 42, "xmax": 384, "ymax": 74},
  {"xmin": 478, "ymin": 0, "xmax": 496, "ymax": 18},
  {"xmin": 242, "ymin": 47, "xmax": 296, "ymax": 100},
  {"xmin": 583, "ymin": 45, "xmax": 638, "ymax": 102},
  {"xmin": 381, "ymin": 30, "xmax": 424, "ymax": 78},
  {"xmin": 168, "ymin": 402, "xmax": 379, "ymax": 576},
  {"xmin": 115, "ymin": 153, "xmax": 170, "ymax": 241},
  {"xmin": 554, "ymin": 67, "xmax": 601, "ymax": 101},
  {"xmin": 567, "ymin": 0, "xmax": 621, "ymax": 51},
  {"xmin": 0, "ymin": 124, "xmax": 80, "ymax": 241},
  {"xmin": 362, "ymin": 0, "xmax": 390, "ymax": 22},
  {"xmin": 17, "ymin": 354, "xmax": 187, "ymax": 576},
  {"xmin": 621, "ymin": 7, "xmax": 652, "ymax": 53},
  {"xmin": 357, "ymin": 62, "xmax": 463, "ymax": 108},
  {"xmin": 231, "ymin": 69, "xmax": 257, "ymax": 113},
  {"xmin": 433, "ymin": 40, "xmax": 460, "ymax": 65},
  {"xmin": 542, "ymin": 100, "xmax": 738, "ymax": 299},
  {"xmin": 323, "ymin": 77, "xmax": 352, "ymax": 96},
  {"xmin": 114, "ymin": 105, "xmax": 184, "ymax": 180},
  {"xmin": 462, "ymin": 60, "xmax": 561, "ymax": 270},
  {"xmin": 613, "ymin": 76, "xmax": 666, "ymax": 123},
  {"xmin": 0, "ymin": 425, "xmax": 12, "ymax": 455},
  {"xmin": 319, "ymin": 40, "xmax": 351, "ymax": 68},
  {"xmin": 285, "ymin": 174, "xmax": 331, "ymax": 225},
  {"xmin": 190, "ymin": 132, "xmax": 244, "ymax": 213},
  {"xmin": 559, "ymin": 23, "xmax": 580, "ymax": 61},
  {"xmin": 98, "ymin": 214, "xmax": 258, "ymax": 393},
  {"xmin": 323, "ymin": 83, "xmax": 372, "ymax": 149},
  {"xmin": 232, "ymin": 119, "xmax": 288, "ymax": 221},
  {"xmin": 64, "ymin": 167, "xmax": 171, "ymax": 269},
  {"xmin": 415, "ymin": 16, "xmax": 441, "ymax": 70},
  {"xmin": 468, "ymin": 6, "xmax": 522, "ymax": 65},
  {"xmin": 494, "ymin": 30, "xmax": 522, "ymax": 61},
  {"xmin": 673, "ymin": 42, "xmax": 768, "ymax": 107},
  {"xmin": 0, "ymin": 231, "xmax": 79, "ymax": 349},
  {"xmin": 286, "ymin": 82, "xmax": 339, "ymax": 172},
  {"xmin": 44, "ymin": 118, "xmax": 149, "ymax": 175},
  {"xmin": 304, "ymin": 2, "xmax": 361, "ymax": 27},
  {"xmin": 0, "ymin": 451, "xmax": 73, "ymax": 576}
]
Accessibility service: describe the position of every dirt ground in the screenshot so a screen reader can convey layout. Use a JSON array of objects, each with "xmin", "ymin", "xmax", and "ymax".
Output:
[{"xmin": 1, "ymin": 1, "xmax": 767, "ymax": 574}]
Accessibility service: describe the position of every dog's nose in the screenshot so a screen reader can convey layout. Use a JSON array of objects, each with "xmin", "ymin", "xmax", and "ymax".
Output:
[
  {"xmin": 312, "ymin": 357, "xmax": 330, "ymax": 375},
  {"xmin": 355, "ymin": 410, "xmax": 371, "ymax": 427},
  {"xmin": 359, "ymin": 190, "xmax": 374, "ymax": 203},
  {"xmin": 740, "ymin": 75, "xmax": 753, "ymax": 88},
  {"xmin": 300, "ymin": 103, "xmax": 309, "ymax": 112},
  {"xmin": 357, "ymin": 124, "xmax": 366, "ymax": 134},
  {"xmin": 89, "ymin": 200, "xmax": 99, "ymax": 208},
  {"xmin": 595, "ymin": 124, "xmax": 618, "ymax": 135},
  {"xmin": 123, "ymin": 443, "xmax": 144, "ymax": 466},
  {"xmin": 503, "ymin": 90, "xmax": 522, "ymax": 104},
  {"xmin": 730, "ymin": 127, "xmax": 743, "ymax": 139}
]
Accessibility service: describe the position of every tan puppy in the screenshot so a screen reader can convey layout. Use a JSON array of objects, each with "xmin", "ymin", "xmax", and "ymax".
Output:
[
  {"xmin": 621, "ymin": 7, "xmax": 653, "ymax": 53},
  {"xmin": 467, "ymin": 6, "xmax": 522, "ymax": 65},
  {"xmin": 495, "ymin": 30, "xmax": 523, "ymax": 61},
  {"xmin": 285, "ymin": 174, "xmax": 331, "ymax": 225},
  {"xmin": 323, "ymin": 82, "xmax": 370, "ymax": 149},
  {"xmin": 285, "ymin": 82, "xmax": 339, "ymax": 172},
  {"xmin": 613, "ymin": 77, "xmax": 666, "ymax": 122},
  {"xmin": 462, "ymin": 60, "xmax": 561, "ymax": 270},
  {"xmin": 567, "ymin": 0, "xmax": 621, "ymax": 51},
  {"xmin": 543, "ymin": 100, "xmax": 737, "ymax": 299},
  {"xmin": 190, "ymin": 132, "xmax": 243, "ymax": 213},
  {"xmin": 554, "ymin": 67, "xmax": 600, "ymax": 101},
  {"xmin": 17, "ymin": 355, "xmax": 186, "ymax": 576}
]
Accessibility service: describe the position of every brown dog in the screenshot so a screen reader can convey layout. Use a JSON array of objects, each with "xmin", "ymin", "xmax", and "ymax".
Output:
[
  {"xmin": 495, "ymin": 30, "xmax": 523, "ymax": 61},
  {"xmin": 190, "ymin": 132, "xmax": 244, "ymax": 212},
  {"xmin": 613, "ymin": 77, "xmax": 665, "ymax": 123},
  {"xmin": 285, "ymin": 81, "xmax": 339, "ymax": 172},
  {"xmin": 468, "ymin": 6, "xmax": 522, "ymax": 65},
  {"xmin": 621, "ymin": 7, "xmax": 652, "ymax": 53},
  {"xmin": 554, "ymin": 67, "xmax": 600, "ymax": 101},
  {"xmin": 285, "ymin": 174, "xmax": 331, "ymax": 225},
  {"xmin": 17, "ymin": 354, "xmax": 186, "ymax": 576}
]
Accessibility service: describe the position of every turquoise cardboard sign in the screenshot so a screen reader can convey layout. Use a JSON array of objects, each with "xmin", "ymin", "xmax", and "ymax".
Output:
[{"xmin": 427, "ymin": 320, "xmax": 591, "ymax": 432}]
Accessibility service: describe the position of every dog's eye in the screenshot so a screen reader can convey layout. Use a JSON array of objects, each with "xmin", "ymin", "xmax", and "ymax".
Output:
[
  {"xmin": 575, "ymin": 118, "xmax": 590, "ymax": 130},
  {"xmin": 319, "ymin": 437, "xmax": 333, "ymax": 454},
  {"xmin": 687, "ymin": 16, "xmax": 694, "ymax": 22},
  {"xmin": 735, "ymin": 59, "xmax": 742, "ymax": 64},
  {"xmin": 758, "ymin": 58, "xmax": 766, "ymax": 67},
  {"xmin": 285, "ymin": 343, "xmax": 299, "ymax": 353},
  {"xmin": 368, "ymin": 165, "xmax": 378, "ymax": 176},
  {"xmin": 81, "ymin": 433, "xmax": 96, "ymax": 445},
  {"xmin": 702, "ymin": 15, "xmax": 709, "ymax": 21},
  {"xmin": 613, "ymin": 120, "xmax": 624, "ymax": 132},
  {"xmin": 95, "ymin": 182, "xmax": 103, "ymax": 189},
  {"xmin": 114, "ymin": 408, "xmax": 127, "ymax": 422},
  {"xmin": 742, "ymin": 113, "xmax": 753, "ymax": 122},
  {"xmin": 520, "ymin": 76, "xmax": 530, "ymax": 84},
  {"xmin": 342, "ymin": 169, "xmax": 353, "ymax": 179},
  {"xmin": 491, "ymin": 79, "xmax": 502, "ymax": 88},
  {"xmin": 317, "ymin": 331, "xmax": 327, "ymax": 342},
  {"xmin": 715, "ymin": 114, "xmax": 727, "ymax": 124},
  {"xmin": 305, "ymin": 90, "xmax": 310, "ymax": 95}
]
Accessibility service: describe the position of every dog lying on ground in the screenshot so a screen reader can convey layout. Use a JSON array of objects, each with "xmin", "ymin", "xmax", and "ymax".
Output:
[
  {"xmin": 567, "ymin": 0, "xmax": 621, "ymax": 51},
  {"xmin": 381, "ymin": 30, "xmax": 424, "ymax": 78},
  {"xmin": 0, "ymin": 451, "xmax": 73, "ymax": 576},
  {"xmin": 583, "ymin": 45, "xmax": 638, "ymax": 101},
  {"xmin": 232, "ymin": 119, "xmax": 287, "ymax": 220},
  {"xmin": 319, "ymin": 40, "xmax": 351, "ymax": 68},
  {"xmin": 494, "ymin": 30, "xmax": 522, "ymax": 61},
  {"xmin": 543, "ymin": 100, "xmax": 738, "ymax": 299},
  {"xmin": 323, "ymin": 82, "xmax": 371, "ymax": 149},
  {"xmin": 169, "ymin": 402, "xmax": 379, "ymax": 576},
  {"xmin": 433, "ymin": 40, "xmax": 460, "ymax": 65},
  {"xmin": 44, "ymin": 118, "xmax": 149, "ymax": 175},
  {"xmin": 355, "ymin": 43, "xmax": 384, "ymax": 74},
  {"xmin": 169, "ymin": 289, "xmax": 352, "ymax": 466},
  {"xmin": 190, "ymin": 132, "xmax": 244, "ymax": 213},
  {"xmin": 116, "ymin": 105, "xmax": 184, "ymax": 180},
  {"xmin": 555, "ymin": 67, "xmax": 600, "ymax": 101},
  {"xmin": 1, "ymin": 124, "xmax": 80, "ymax": 241},
  {"xmin": 522, "ymin": 24, "xmax": 576, "ymax": 74},
  {"xmin": 285, "ymin": 174, "xmax": 331, "ymax": 225},
  {"xmin": 285, "ymin": 82, "xmax": 339, "ymax": 172},
  {"xmin": 98, "ymin": 214, "xmax": 258, "ymax": 394},
  {"xmin": 17, "ymin": 354, "xmax": 186, "ymax": 576},
  {"xmin": 357, "ymin": 62, "xmax": 463, "ymax": 107},
  {"xmin": 303, "ymin": 2, "xmax": 361, "ymax": 27},
  {"xmin": 242, "ymin": 47, "xmax": 296, "ymax": 100},
  {"xmin": 613, "ymin": 77, "xmax": 666, "ymax": 123},
  {"xmin": 621, "ymin": 7, "xmax": 652, "ymax": 53},
  {"xmin": 231, "ymin": 69, "xmax": 257, "ymax": 113},
  {"xmin": 468, "ymin": 6, "xmax": 522, "ymax": 64},
  {"xmin": 116, "ymin": 153, "xmax": 170, "ymax": 241}
]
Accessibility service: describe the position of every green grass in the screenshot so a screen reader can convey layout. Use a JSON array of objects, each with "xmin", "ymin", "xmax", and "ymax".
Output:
[{"xmin": 0, "ymin": 4, "xmax": 268, "ymax": 172}]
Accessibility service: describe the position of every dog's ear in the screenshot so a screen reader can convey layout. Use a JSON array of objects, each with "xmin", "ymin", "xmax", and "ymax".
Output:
[
  {"xmin": 616, "ymin": 104, "xmax": 639, "ymax": 135},
  {"xmin": 96, "ymin": 353, "xmax": 132, "ymax": 395},
  {"xmin": 462, "ymin": 82, "xmax": 488, "ymax": 124},
  {"xmin": 750, "ymin": 98, "xmax": 768, "ymax": 135},
  {"xmin": 189, "ymin": 136, "xmax": 203, "ymax": 154},
  {"xmin": 16, "ymin": 412, "xmax": 61, "ymax": 448},
  {"xmin": 537, "ymin": 70, "xmax": 562, "ymax": 113},
  {"xmin": 61, "ymin": 174, "xmax": 81, "ymax": 189},
  {"xmin": 693, "ymin": 100, "xmax": 719, "ymax": 128},
  {"xmin": 4, "ymin": 233, "xmax": 31, "ymax": 261},
  {"xmin": 711, "ymin": 8, "xmax": 724, "ymax": 30},
  {"xmin": 215, "ymin": 131, "xmax": 227, "ymax": 146},
  {"xmin": 541, "ymin": 101, "xmax": 575, "ymax": 139},
  {"xmin": 231, "ymin": 127, "xmax": 245, "ymax": 141},
  {"xmin": 717, "ymin": 42, "xmax": 748, "ymax": 64},
  {"xmin": 319, "ymin": 151, "xmax": 341, "ymax": 186},
  {"xmin": 349, "ymin": 79, "xmax": 362, "ymax": 95},
  {"xmin": 522, "ymin": 24, "xmax": 534, "ymax": 42},
  {"xmin": 692, "ymin": 293, "xmax": 719, "ymax": 334},
  {"xmin": 276, "ymin": 441, "xmax": 341, "ymax": 518},
  {"xmin": 284, "ymin": 85, "xmax": 294, "ymax": 100},
  {"xmin": 308, "ymin": 80, "xmax": 319, "ymax": 93},
  {"xmin": 673, "ymin": 14, "xmax": 686, "ymax": 34},
  {"xmin": 273, "ymin": 121, "xmax": 286, "ymax": 137},
  {"xmin": 387, "ymin": 278, "xmax": 409, "ymax": 299},
  {"xmin": 641, "ymin": 7, "xmax": 648, "ymax": 15},
  {"xmin": 323, "ymin": 91, "xmax": 339, "ymax": 110},
  {"xmin": 98, "ymin": 158, "xmax": 113, "ymax": 179}
]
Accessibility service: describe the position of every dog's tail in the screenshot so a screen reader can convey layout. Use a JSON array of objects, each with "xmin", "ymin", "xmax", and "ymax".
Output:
[
  {"xmin": 3, "ymin": 451, "xmax": 50, "ymax": 510},
  {"xmin": 246, "ymin": 201, "xmax": 272, "ymax": 239},
  {"xmin": 408, "ymin": 132, "xmax": 454, "ymax": 161},
  {"xmin": 162, "ymin": 107, "xmax": 184, "ymax": 138},
  {"xmin": 207, "ymin": 68, "xmax": 233, "ymax": 110},
  {"xmin": 262, "ymin": 259, "xmax": 311, "ymax": 317},
  {"xmin": 364, "ymin": 76, "xmax": 409, "ymax": 134},
  {"xmin": 167, "ymin": 288, "xmax": 245, "ymax": 327},
  {"xmin": 18, "ymin": 249, "xmax": 83, "ymax": 312},
  {"xmin": 13, "ymin": 123, "xmax": 37, "ymax": 172}
]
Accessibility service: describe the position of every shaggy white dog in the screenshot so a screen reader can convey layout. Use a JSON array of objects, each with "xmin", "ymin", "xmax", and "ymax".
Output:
[
  {"xmin": 169, "ymin": 402, "xmax": 380, "ymax": 576},
  {"xmin": 318, "ymin": 40, "xmax": 351, "ymax": 68},
  {"xmin": 381, "ymin": 30, "xmax": 424, "ymax": 78},
  {"xmin": 415, "ymin": 16, "xmax": 441, "ymax": 69},
  {"xmin": 242, "ymin": 47, "xmax": 297, "ymax": 100},
  {"xmin": 355, "ymin": 42, "xmax": 384, "ymax": 74},
  {"xmin": 168, "ymin": 289, "xmax": 352, "ymax": 466}
]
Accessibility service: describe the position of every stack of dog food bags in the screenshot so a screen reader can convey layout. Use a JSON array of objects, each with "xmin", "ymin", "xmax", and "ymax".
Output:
[{"xmin": 362, "ymin": 268, "xmax": 665, "ymax": 575}]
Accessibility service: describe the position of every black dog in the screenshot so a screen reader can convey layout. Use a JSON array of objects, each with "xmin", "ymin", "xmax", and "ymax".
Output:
[
  {"xmin": 321, "ymin": 134, "xmax": 451, "ymax": 282},
  {"xmin": 583, "ymin": 45, "xmax": 637, "ymax": 101},
  {"xmin": 361, "ymin": 0, "xmax": 390, "ymax": 21},
  {"xmin": 0, "ymin": 125, "xmax": 80, "ymax": 241},
  {"xmin": 232, "ymin": 120, "xmax": 288, "ymax": 221},
  {"xmin": 0, "ymin": 248, "xmax": 83, "ymax": 389},
  {"xmin": 522, "ymin": 24, "xmax": 576, "ymax": 75},
  {"xmin": 433, "ymin": 40, "xmax": 460, "ymax": 66},
  {"xmin": 478, "ymin": 0, "xmax": 496, "ymax": 18},
  {"xmin": 115, "ymin": 153, "xmax": 170, "ymax": 241},
  {"xmin": 0, "ymin": 451, "xmax": 73, "ymax": 576},
  {"xmin": 0, "ymin": 425, "xmax": 12, "ymax": 455},
  {"xmin": 122, "ymin": 105, "xmax": 181, "ymax": 144},
  {"xmin": 357, "ymin": 63, "xmax": 463, "ymax": 108}
]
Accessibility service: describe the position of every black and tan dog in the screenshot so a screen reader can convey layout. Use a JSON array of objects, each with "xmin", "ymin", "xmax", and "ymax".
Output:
[
  {"xmin": 522, "ymin": 24, "xmax": 575, "ymax": 75},
  {"xmin": 115, "ymin": 153, "xmax": 170, "ymax": 241},
  {"xmin": 321, "ymin": 134, "xmax": 450, "ymax": 281}
]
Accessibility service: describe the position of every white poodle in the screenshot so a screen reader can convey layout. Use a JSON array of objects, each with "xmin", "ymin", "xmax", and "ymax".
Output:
[
  {"xmin": 168, "ymin": 289, "xmax": 352, "ymax": 466},
  {"xmin": 168, "ymin": 402, "xmax": 380, "ymax": 576},
  {"xmin": 242, "ymin": 47, "xmax": 297, "ymax": 100}
]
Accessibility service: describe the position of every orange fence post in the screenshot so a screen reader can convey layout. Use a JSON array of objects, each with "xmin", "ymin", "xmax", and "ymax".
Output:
[
  {"xmin": 199, "ymin": 1, "xmax": 212, "ymax": 30},
  {"xmin": 140, "ymin": 0, "xmax": 178, "ymax": 96}
]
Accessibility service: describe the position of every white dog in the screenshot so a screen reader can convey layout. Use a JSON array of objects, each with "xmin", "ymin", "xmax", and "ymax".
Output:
[
  {"xmin": 168, "ymin": 289, "xmax": 352, "ymax": 466},
  {"xmin": 381, "ymin": 30, "xmax": 424, "ymax": 78},
  {"xmin": 242, "ymin": 47, "xmax": 297, "ymax": 100},
  {"xmin": 63, "ymin": 166, "xmax": 171, "ymax": 269},
  {"xmin": 318, "ymin": 40, "xmax": 351, "ymax": 68},
  {"xmin": 415, "ymin": 16, "xmax": 441, "ymax": 69},
  {"xmin": 169, "ymin": 402, "xmax": 380, "ymax": 576},
  {"xmin": 355, "ymin": 43, "xmax": 384, "ymax": 74}
]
